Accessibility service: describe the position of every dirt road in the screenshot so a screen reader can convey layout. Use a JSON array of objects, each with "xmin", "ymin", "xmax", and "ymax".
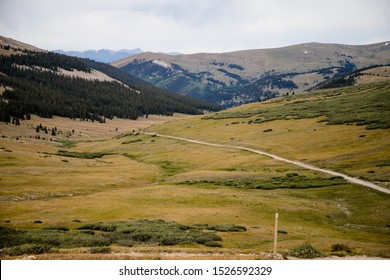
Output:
[{"xmin": 146, "ymin": 132, "xmax": 390, "ymax": 195}]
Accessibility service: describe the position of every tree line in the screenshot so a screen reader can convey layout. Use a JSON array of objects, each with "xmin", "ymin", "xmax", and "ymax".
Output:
[{"xmin": 0, "ymin": 52, "xmax": 220, "ymax": 123}]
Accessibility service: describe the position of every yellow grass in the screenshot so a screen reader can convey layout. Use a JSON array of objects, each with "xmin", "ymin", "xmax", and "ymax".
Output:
[
  {"xmin": 151, "ymin": 115, "xmax": 390, "ymax": 184},
  {"xmin": 1, "ymin": 105, "xmax": 389, "ymax": 259}
]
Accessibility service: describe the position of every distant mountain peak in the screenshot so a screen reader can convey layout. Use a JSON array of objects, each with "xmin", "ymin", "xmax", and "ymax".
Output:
[
  {"xmin": 113, "ymin": 41, "xmax": 390, "ymax": 107},
  {"xmin": 52, "ymin": 48, "xmax": 143, "ymax": 63}
]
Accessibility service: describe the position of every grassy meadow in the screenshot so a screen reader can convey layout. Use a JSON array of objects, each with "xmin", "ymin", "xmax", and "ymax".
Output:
[{"xmin": 0, "ymin": 82, "xmax": 389, "ymax": 259}]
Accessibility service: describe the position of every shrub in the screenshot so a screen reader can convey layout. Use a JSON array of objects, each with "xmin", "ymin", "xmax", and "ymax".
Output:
[
  {"xmin": 79, "ymin": 230, "xmax": 95, "ymax": 235},
  {"xmin": 207, "ymin": 224, "xmax": 247, "ymax": 232},
  {"xmin": 89, "ymin": 246, "xmax": 111, "ymax": 254},
  {"xmin": 70, "ymin": 234, "xmax": 111, "ymax": 247},
  {"xmin": 192, "ymin": 224, "xmax": 208, "ymax": 229},
  {"xmin": 4, "ymin": 244, "xmax": 52, "ymax": 256},
  {"xmin": 288, "ymin": 243, "xmax": 324, "ymax": 259},
  {"xmin": 331, "ymin": 243, "xmax": 352, "ymax": 253},
  {"xmin": 204, "ymin": 241, "xmax": 223, "ymax": 247},
  {"xmin": 44, "ymin": 226, "xmax": 69, "ymax": 231},
  {"xmin": 116, "ymin": 239, "xmax": 136, "ymax": 247},
  {"xmin": 78, "ymin": 223, "xmax": 116, "ymax": 232},
  {"xmin": 131, "ymin": 232, "xmax": 152, "ymax": 242},
  {"xmin": 1, "ymin": 220, "xmax": 228, "ymax": 251},
  {"xmin": 122, "ymin": 139, "xmax": 143, "ymax": 144},
  {"xmin": 56, "ymin": 150, "xmax": 108, "ymax": 159},
  {"xmin": 193, "ymin": 232, "xmax": 222, "ymax": 245},
  {"xmin": 158, "ymin": 234, "xmax": 186, "ymax": 246}
]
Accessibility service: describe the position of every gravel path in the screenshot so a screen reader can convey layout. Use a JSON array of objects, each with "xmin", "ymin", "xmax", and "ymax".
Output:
[{"xmin": 146, "ymin": 132, "xmax": 390, "ymax": 195}]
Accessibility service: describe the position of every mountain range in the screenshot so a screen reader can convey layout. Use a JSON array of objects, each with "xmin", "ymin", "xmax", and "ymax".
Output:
[
  {"xmin": 52, "ymin": 48, "xmax": 143, "ymax": 63},
  {"xmin": 52, "ymin": 49, "xmax": 183, "ymax": 63},
  {"xmin": 0, "ymin": 36, "xmax": 218, "ymax": 123},
  {"xmin": 1, "ymin": 35, "xmax": 389, "ymax": 111},
  {"xmin": 112, "ymin": 42, "xmax": 390, "ymax": 107}
]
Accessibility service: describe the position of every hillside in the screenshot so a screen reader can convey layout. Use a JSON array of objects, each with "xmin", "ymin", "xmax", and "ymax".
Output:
[
  {"xmin": 0, "ymin": 40, "xmax": 219, "ymax": 123},
  {"xmin": 113, "ymin": 42, "xmax": 390, "ymax": 106},
  {"xmin": 0, "ymin": 81, "xmax": 389, "ymax": 259},
  {"xmin": 317, "ymin": 65, "xmax": 390, "ymax": 89},
  {"xmin": 0, "ymin": 35, "xmax": 45, "ymax": 53}
]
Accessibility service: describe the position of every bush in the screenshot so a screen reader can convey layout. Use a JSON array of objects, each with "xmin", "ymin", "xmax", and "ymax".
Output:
[
  {"xmin": 89, "ymin": 246, "xmax": 111, "ymax": 254},
  {"xmin": 158, "ymin": 234, "xmax": 187, "ymax": 246},
  {"xmin": 122, "ymin": 139, "xmax": 142, "ymax": 144},
  {"xmin": 3, "ymin": 244, "xmax": 52, "ymax": 256},
  {"xmin": 204, "ymin": 241, "xmax": 223, "ymax": 247},
  {"xmin": 78, "ymin": 223, "xmax": 116, "ymax": 232},
  {"xmin": 193, "ymin": 232, "xmax": 222, "ymax": 245},
  {"xmin": 288, "ymin": 243, "xmax": 324, "ymax": 259},
  {"xmin": 331, "ymin": 243, "xmax": 352, "ymax": 253},
  {"xmin": 56, "ymin": 150, "xmax": 108, "ymax": 159},
  {"xmin": 1, "ymin": 219, "xmax": 228, "ymax": 251},
  {"xmin": 207, "ymin": 224, "xmax": 247, "ymax": 232},
  {"xmin": 79, "ymin": 230, "xmax": 95, "ymax": 235},
  {"xmin": 116, "ymin": 239, "xmax": 136, "ymax": 247},
  {"xmin": 44, "ymin": 226, "xmax": 69, "ymax": 231}
]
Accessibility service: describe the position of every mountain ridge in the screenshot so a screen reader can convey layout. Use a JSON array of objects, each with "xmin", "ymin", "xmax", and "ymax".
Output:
[
  {"xmin": 113, "ymin": 41, "xmax": 390, "ymax": 107},
  {"xmin": 0, "ymin": 35, "xmax": 45, "ymax": 52},
  {"xmin": 52, "ymin": 48, "xmax": 143, "ymax": 63},
  {"xmin": 0, "ymin": 37, "xmax": 219, "ymax": 123}
]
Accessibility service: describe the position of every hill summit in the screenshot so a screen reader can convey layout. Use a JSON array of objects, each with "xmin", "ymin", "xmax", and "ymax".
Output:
[
  {"xmin": 113, "ymin": 42, "xmax": 390, "ymax": 107},
  {"xmin": 0, "ymin": 37, "xmax": 219, "ymax": 123}
]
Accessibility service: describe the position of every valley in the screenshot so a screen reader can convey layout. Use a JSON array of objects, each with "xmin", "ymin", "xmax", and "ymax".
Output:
[
  {"xmin": 1, "ymin": 81, "xmax": 389, "ymax": 259},
  {"xmin": 114, "ymin": 42, "xmax": 390, "ymax": 106}
]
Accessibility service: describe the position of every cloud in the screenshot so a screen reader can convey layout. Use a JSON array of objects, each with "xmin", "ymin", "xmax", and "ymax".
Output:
[{"xmin": 0, "ymin": 0, "xmax": 389, "ymax": 53}]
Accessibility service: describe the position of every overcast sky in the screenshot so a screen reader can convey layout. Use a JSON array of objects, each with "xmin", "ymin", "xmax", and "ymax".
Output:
[{"xmin": 0, "ymin": 0, "xmax": 389, "ymax": 54}]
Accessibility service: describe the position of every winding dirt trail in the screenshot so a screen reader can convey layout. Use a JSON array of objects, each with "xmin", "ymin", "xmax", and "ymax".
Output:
[{"xmin": 146, "ymin": 132, "xmax": 390, "ymax": 194}]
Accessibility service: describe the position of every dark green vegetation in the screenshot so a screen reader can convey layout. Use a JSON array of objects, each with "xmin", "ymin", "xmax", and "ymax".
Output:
[
  {"xmin": 0, "ymin": 219, "xmax": 248, "ymax": 255},
  {"xmin": 288, "ymin": 243, "xmax": 324, "ymax": 259},
  {"xmin": 178, "ymin": 174, "xmax": 345, "ymax": 190},
  {"xmin": 0, "ymin": 51, "xmax": 220, "ymax": 123},
  {"xmin": 1, "ymin": 57, "xmax": 389, "ymax": 258},
  {"xmin": 317, "ymin": 64, "xmax": 389, "ymax": 89},
  {"xmin": 118, "ymin": 42, "xmax": 390, "ymax": 107},
  {"xmin": 122, "ymin": 58, "xmax": 354, "ymax": 107},
  {"xmin": 55, "ymin": 150, "xmax": 109, "ymax": 159},
  {"xmin": 205, "ymin": 82, "xmax": 390, "ymax": 129}
]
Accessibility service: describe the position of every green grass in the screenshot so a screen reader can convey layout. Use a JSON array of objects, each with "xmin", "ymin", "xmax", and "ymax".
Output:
[
  {"xmin": 0, "ymin": 219, "xmax": 250, "ymax": 255},
  {"xmin": 55, "ymin": 150, "xmax": 110, "ymax": 159},
  {"xmin": 1, "ymin": 83, "xmax": 389, "ymax": 258},
  {"xmin": 57, "ymin": 139, "xmax": 78, "ymax": 148},
  {"xmin": 205, "ymin": 82, "xmax": 390, "ymax": 129},
  {"xmin": 288, "ymin": 243, "xmax": 324, "ymax": 259},
  {"xmin": 178, "ymin": 174, "xmax": 345, "ymax": 190}
]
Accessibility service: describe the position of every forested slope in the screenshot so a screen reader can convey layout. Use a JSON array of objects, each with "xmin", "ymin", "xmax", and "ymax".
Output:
[{"xmin": 0, "ymin": 51, "xmax": 219, "ymax": 123}]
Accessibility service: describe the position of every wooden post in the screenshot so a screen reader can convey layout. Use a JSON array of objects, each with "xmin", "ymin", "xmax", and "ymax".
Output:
[{"xmin": 273, "ymin": 213, "xmax": 279, "ymax": 256}]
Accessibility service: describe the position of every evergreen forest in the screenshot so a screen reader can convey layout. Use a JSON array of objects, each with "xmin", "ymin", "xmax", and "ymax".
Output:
[{"xmin": 0, "ymin": 51, "xmax": 220, "ymax": 123}]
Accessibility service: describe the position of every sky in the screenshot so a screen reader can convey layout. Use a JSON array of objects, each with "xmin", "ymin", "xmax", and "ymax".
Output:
[{"xmin": 0, "ymin": 0, "xmax": 389, "ymax": 54}]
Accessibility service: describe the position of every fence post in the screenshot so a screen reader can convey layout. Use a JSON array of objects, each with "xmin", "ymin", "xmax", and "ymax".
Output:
[{"xmin": 273, "ymin": 213, "xmax": 279, "ymax": 256}]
